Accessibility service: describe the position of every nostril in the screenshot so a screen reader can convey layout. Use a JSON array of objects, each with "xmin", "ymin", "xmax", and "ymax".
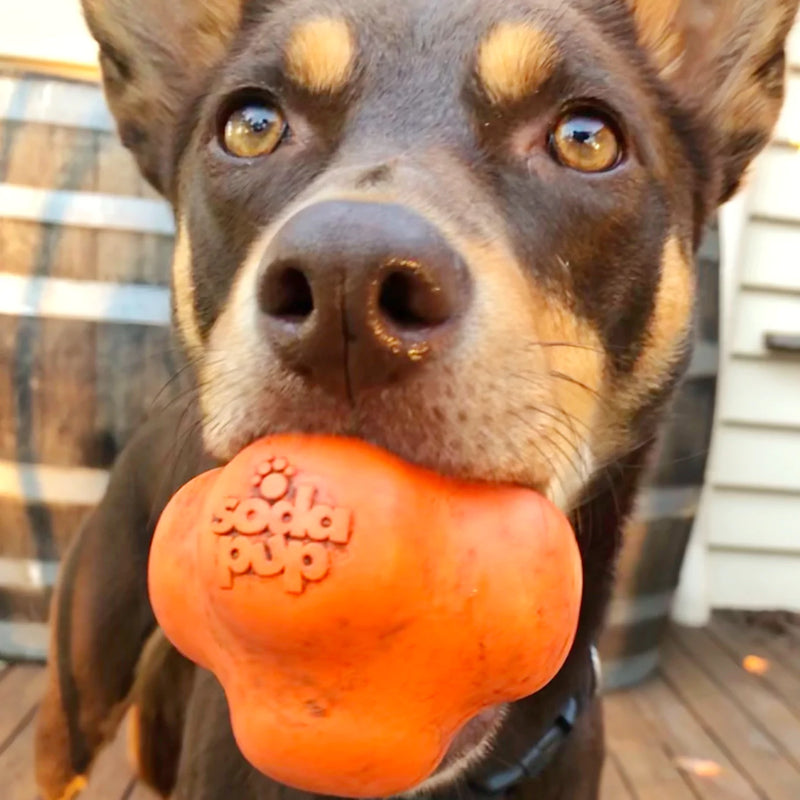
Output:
[
  {"xmin": 260, "ymin": 263, "xmax": 314, "ymax": 321},
  {"xmin": 378, "ymin": 266, "xmax": 451, "ymax": 329}
]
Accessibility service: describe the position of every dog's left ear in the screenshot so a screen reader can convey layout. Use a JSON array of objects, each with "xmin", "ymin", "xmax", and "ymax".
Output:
[
  {"xmin": 81, "ymin": 0, "xmax": 249, "ymax": 198},
  {"xmin": 628, "ymin": 0, "xmax": 799, "ymax": 203}
]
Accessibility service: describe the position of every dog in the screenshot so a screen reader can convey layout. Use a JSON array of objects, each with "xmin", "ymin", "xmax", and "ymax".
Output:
[{"xmin": 33, "ymin": 1, "xmax": 799, "ymax": 798}]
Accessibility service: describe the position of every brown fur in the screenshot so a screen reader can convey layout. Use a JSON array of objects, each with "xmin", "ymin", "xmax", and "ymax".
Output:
[
  {"xmin": 629, "ymin": 0, "xmax": 799, "ymax": 201},
  {"xmin": 612, "ymin": 234, "xmax": 696, "ymax": 424},
  {"xmin": 127, "ymin": 630, "xmax": 196, "ymax": 795},
  {"xmin": 34, "ymin": 406, "xmax": 213, "ymax": 800},
  {"xmin": 632, "ymin": 236, "xmax": 695, "ymax": 394},
  {"xmin": 35, "ymin": 533, "xmax": 132, "ymax": 800},
  {"xmin": 625, "ymin": 0, "xmax": 687, "ymax": 76},
  {"xmin": 35, "ymin": 590, "xmax": 82, "ymax": 800},
  {"xmin": 81, "ymin": 0, "xmax": 247, "ymax": 195}
]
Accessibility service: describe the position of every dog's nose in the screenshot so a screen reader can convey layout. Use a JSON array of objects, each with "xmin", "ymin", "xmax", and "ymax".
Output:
[{"xmin": 257, "ymin": 201, "xmax": 471, "ymax": 396}]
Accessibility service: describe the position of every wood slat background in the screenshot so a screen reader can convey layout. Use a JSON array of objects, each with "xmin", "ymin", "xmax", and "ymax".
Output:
[{"xmin": 0, "ymin": 72, "xmax": 187, "ymax": 658}]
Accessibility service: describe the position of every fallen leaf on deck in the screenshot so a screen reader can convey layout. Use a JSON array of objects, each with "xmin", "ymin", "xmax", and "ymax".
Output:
[
  {"xmin": 742, "ymin": 655, "xmax": 770, "ymax": 675},
  {"xmin": 675, "ymin": 757, "xmax": 723, "ymax": 778}
]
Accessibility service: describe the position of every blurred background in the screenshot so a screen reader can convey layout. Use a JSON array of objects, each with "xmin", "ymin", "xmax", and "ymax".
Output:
[{"xmin": 0, "ymin": 2, "xmax": 798, "ymax": 798}]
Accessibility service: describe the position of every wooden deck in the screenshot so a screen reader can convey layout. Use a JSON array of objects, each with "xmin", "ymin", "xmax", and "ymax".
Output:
[{"xmin": 1, "ymin": 612, "xmax": 798, "ymax": 799}]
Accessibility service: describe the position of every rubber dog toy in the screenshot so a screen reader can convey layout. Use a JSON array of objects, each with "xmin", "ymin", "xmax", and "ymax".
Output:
[{"xmin": 148, "ymin": 436, "xmax": 582, "ymax": 798}]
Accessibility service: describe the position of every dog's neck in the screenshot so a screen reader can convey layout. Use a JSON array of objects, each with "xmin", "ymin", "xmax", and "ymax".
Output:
[{"xmin": 468, "ymin": 646, "xmax": 600, "ymax": 797}]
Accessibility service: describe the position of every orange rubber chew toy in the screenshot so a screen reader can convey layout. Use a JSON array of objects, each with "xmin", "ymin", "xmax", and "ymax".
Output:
[{"xmin": 148, "ymin": 436, "xmax": 582, "ymax": 798}]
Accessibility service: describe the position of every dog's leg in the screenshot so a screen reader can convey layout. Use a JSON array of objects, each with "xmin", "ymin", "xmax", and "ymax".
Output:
[
  {"xmin": 34, "ymin": 405, "xmax": 210, "ymax": 800},
  {"xmin": 35, "ymin": 463, "xmax": 156, "ymax": 800},
  {"xmin": 173, "ymin": 669, "xmax": 299, "ymax": 800},
  {"xmin": 126, "ymin": 629, "xmax": 196, "ymax": 797}
]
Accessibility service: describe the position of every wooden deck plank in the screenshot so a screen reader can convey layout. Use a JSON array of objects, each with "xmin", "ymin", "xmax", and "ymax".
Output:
[
  {"xmin": 672, "ymin": 625, "xmax": 800, "ymax": 770},
  {"xmin": 771, "ymin": 614, "xmax": 800, "ymax": 651},
  {"xmin": 711, "ymin": 614, "xmax": 800, "ymax": 721},
  {"xmin": 601, "ymin": 753, "xmax": 637, "ymax": 800},
  {"xmin": 80, "ymin": 728, "xmax": 137, "ymax": 800},
  {"xmin": 4, "ymin": 618, "xmax": 800, "ymax": 799},
  {"xmin": 719, "ymin": 613, "xmax": 800, "ymax": 679},
  {"xmin": 0, "ymin": 718, "xmax": 41, "ymax": 800},
  {"xmin": 604, "ymin": 689, "xmax": 698, "ymax": 799},
  {"xmin": 127, "ymin": 783, "xmax": 160, "ymax": 800},
  {"xmin": 630, "ymin": 675, "xmax": 760, "ymax": 800},
  {"xmin": 0, "ymin": 665, "xmax": 46, "ymax": 750},
  {"xmin": 0, "ymin": 669, "xmax": 135, "ymax": 800},
  {"xmin": 661, "ymin": 637, "xmax": 800, "ymax": 800}
]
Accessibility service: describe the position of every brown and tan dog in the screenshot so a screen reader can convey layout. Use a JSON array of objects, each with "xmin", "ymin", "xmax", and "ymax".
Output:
[{"xmin": 34, "ymin": 1, "xmax": 799, "ymax": 799}]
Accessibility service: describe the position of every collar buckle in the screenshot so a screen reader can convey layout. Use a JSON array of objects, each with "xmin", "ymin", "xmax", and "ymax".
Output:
[{"xmin": 467, "ymin": 647, "xmax": 600, "ymax": 796}]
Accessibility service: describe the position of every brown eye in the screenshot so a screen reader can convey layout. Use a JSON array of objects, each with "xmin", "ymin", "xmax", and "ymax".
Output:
[
  {"xmin": 222, "ymin": 102, "xmax": 287, "ymax": 158},
  {"xmin": 550, "ymin": 111, "xmax": 622, "ymax": 173}
]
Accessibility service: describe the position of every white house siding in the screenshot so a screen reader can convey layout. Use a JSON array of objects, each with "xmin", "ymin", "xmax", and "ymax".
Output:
[
  {"xmin": 676, "ymin": 20, "xmax": 800, "ymax": 620},
  {"xmin": 0, "ymin": 1, "xmax": 99, "ymax": 77}
]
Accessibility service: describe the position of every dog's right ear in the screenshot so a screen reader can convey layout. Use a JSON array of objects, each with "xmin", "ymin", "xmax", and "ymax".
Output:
[
  {"xmin": 81, "ymin": 0, "xmax": 247, "ymax": 197},
  {"xmin": 626, "ymin": 0, "xmax": 799, "ymax": 205}
]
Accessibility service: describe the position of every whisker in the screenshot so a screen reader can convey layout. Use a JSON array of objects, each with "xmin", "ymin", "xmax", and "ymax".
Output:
[
  {"xmin": 524, "ymin": 341, "xmax": 607, "ymax": 354},
  {"xmin": 547, "ymin": 370, "xmax": 602, "ymax": 399}
]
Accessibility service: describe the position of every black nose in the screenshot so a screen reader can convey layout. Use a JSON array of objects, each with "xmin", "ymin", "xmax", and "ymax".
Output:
[{"xmin": 258, "ymin": 201, "xmax": 471, "ymax": 396}]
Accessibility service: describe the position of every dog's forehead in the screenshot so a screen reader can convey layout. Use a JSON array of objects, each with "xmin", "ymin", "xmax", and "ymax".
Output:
[
  {"xmin": 257, "ymin": 0, "xmax": 566, "ymax": 40},
  {"xmin": 236, "ymin": 0, "xmax": 619, "ymax": 90},
  {"xmin": 217, "ymin": 0, "xmax": 650, "ymax": 153}
]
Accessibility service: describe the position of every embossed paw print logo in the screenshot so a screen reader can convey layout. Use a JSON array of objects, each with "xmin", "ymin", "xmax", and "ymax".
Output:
[
  {"xmin": 213, "ymin": 455, "xmax": 353, "ymax": 594},
  {"xmin": 253, "ymin": 457, "xmax": 296, "ymax": 501}
]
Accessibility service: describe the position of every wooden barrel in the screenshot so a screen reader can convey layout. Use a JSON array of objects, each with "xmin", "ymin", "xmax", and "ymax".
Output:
[
  {"xmin": 0, "ymin": 69, "xmax": 183, "ymax": 660},
  {"xmin": 598, "ymin": 220, "xmax": 721, "ymax": 691}
]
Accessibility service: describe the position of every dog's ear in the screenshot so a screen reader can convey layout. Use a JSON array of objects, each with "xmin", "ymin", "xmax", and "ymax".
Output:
[
  {"xmin": 81, "ymin": 0, "xmax": 247, "ymax": 197},
  {"xmin": 627, "ymin": 0, "xmax": 799, "ymax": 203}
]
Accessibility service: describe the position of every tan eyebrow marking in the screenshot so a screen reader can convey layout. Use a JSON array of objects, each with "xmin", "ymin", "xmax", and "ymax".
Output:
[
  {"xmin": 477, "ymin": 22, "xmax": 559, "ymax": 105},
  {"xmin": 285, "ymin": 17, "xmax": 355, "ymax": 94}
]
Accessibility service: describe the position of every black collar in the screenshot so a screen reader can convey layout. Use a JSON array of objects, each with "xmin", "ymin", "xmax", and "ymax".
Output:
[{"xmin": 467, "ymin": 647, "xmax": 600, "ymax": 797}]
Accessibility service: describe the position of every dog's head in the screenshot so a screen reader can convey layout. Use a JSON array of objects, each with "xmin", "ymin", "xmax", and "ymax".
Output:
[{"xmin": 83, "ymin": 0, "xmax": 797, "ymax": 788}]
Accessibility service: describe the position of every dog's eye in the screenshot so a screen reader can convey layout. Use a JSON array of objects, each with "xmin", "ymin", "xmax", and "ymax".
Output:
[
  {"xmin": 549, "ymin": 110, "xmax": 622, "ymax": 173},
  {"xmin": 222, "ymin": 102, "xmax": 287, "ymax": 158}
]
